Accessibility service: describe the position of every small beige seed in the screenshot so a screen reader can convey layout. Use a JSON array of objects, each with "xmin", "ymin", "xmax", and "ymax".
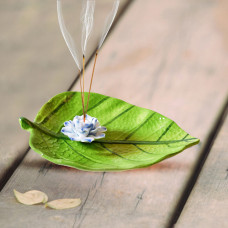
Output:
[
  {"xmin": 14, "ymin": 189, "xmax": 48, "ymax": 205},
  {"xmin": 45, "ymin": 198, "xmax": 81, "ymax": 210},
  {"xmin": 42, "ymin": 193, "xmax": 48, "ymax": 203}
]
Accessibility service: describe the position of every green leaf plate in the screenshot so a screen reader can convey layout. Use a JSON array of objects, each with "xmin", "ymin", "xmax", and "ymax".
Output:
[{"xmin": 20, "ymin": 92, "xmax": 199, "ymax": 171}]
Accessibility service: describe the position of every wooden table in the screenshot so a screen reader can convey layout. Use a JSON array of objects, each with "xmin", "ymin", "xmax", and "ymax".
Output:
[{"xmin": 0, "ymin": 0, "xmax": 227, "ymax": 227}]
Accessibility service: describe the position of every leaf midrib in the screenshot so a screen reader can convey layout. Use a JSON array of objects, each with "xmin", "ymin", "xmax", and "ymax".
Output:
[{"xmin": 20, "ymin": 117, "xmax": 199, "ymax": 145}]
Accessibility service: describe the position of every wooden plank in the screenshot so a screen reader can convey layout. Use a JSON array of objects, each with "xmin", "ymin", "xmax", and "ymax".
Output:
[
  {"xmin": 176, "ymin": 112, "xmax": 228, "ymax": 228},
  {"xmin": 0, "ymin": 0, "xmax": 228, "ymax": 227},
  {"xmin": 0, "ymin": 0, "xmax": 128, "ymax": 184}
]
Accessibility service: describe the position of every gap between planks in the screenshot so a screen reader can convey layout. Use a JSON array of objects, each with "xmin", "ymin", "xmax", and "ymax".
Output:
[
  {"xmin": 0, "ymin": 0, "xmax": 134, "ymax": 192},
  {"xmin": 166, "ymin": 95, "xmax": 228, "ymax": 228}
]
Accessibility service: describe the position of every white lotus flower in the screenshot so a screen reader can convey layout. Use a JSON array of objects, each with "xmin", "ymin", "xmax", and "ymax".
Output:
[{"xmin": 61, "ymin": 114, "xmax": 106, "ymax": 143}]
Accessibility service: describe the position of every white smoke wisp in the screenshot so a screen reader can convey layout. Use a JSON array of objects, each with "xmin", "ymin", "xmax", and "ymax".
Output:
[
  {"xmin": 57, "ymin": 0, "xmax": 82, "ymax": 70},
  {"xmin": 81, "ymin": 0, "xmax": 95, "ymax": 56},
  {"xmin": 98, "ymin": 0, "xmax": 119, "ymax": 49}
]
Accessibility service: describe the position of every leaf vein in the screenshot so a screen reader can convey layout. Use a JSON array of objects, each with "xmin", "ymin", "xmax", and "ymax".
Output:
[
  {"xmin": 104, "ymin": 105, "xmax": 135, "ymax": 126},
  {"xmin": 100, "ymin": 143, "xmax": 136, "ymax": 162},
  {"xmin": 85, "ymin": 96, "xmax": 111, "ymax": 114},
  {"xmin": 125, "ymin": 112, "xmax": 156, "ymax": 140},
  {"xmin": 96, "ymin": 138, "xmax": 198, "ymax": 145},
  {"xmin": 64, "ymin": 140, "xmax": 113, "ymax": 166},
  {"xmin": 156, "ymin": 121, "xmax": 174, "ymax": 141},
  {"xmin": 182, "ymin": 133, "xmax": 189, "ymax": 140},
  {"xmin": 133, "ymin": 144, "xmax": 153, "ymax": 154},
  {"xmin": 40, "ymin": 93, "xmax": 76, "ymax": 124}
]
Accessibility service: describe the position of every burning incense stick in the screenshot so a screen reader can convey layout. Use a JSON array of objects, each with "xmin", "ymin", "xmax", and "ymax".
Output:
[
  {"xmin": 79, "ymin": 69, "xmax": 85, "ymax": 117},
  {"xmin": 82, "ymin": 55, "xmax": 86, "ymax": 121},
  {"xmin": 57, "ymin": 0, "xmax": 120, "ymax": 120},
  {"xmin": 85, "ymin": 50, "xmax": 98, "ymax": 116}
]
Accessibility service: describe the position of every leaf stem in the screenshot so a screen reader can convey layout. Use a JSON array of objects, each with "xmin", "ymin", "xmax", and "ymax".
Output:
[{"xmin": 20, "ymin": 117, "xmax": 69, "ymax": 140}]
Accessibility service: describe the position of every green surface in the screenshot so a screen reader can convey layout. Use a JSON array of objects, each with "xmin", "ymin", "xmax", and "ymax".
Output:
[{"xmin": 20, "ymin": 92, "xmax": 199, "ymax": 171}]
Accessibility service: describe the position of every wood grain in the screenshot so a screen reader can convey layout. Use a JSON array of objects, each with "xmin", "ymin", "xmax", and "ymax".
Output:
[
  {"xmin": 0, "ymin": 0, "xmax": 128, "ymax": 184},
  {"xmin": 176, "ymin": 112, "xmax": 228, "ymax": 228},
  {"xmin": 0, "ymin": 0, "xmax": 228, "ymax": 227}
]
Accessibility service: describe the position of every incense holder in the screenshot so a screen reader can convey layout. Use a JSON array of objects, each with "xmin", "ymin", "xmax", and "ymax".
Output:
[
  {"xmin": 61, "ymin": 114, "xmax": 107, "ymax": 143},
  {"xmin": 19, "ymin": 92, "xmax": 199, "ymax": 171}
]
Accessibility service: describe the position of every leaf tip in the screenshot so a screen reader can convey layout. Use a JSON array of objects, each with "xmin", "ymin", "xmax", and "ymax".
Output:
[
  {"xmin": 19, "ymin": 117, "xmax": 32, "ymax": 131},
  {"xmin": 193, "ymin": 137, "xmax": 200, "ymax": 145}
]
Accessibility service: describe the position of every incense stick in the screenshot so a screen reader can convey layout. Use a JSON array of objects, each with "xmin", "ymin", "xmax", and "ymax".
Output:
[
  {"xmin": 85, "ymin": 50, "xmax": 98, "ymax": 115},
  {"xmin": 82, "ymin": 55, "xmax": 86, "ymax": 121},
  {"xmin": 79, "ymin": 69, "xmax": 85, "ymax": 117},
  {"xmin": 57, "ymin": 0, "xmax": 120, "ymax": 123}
]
